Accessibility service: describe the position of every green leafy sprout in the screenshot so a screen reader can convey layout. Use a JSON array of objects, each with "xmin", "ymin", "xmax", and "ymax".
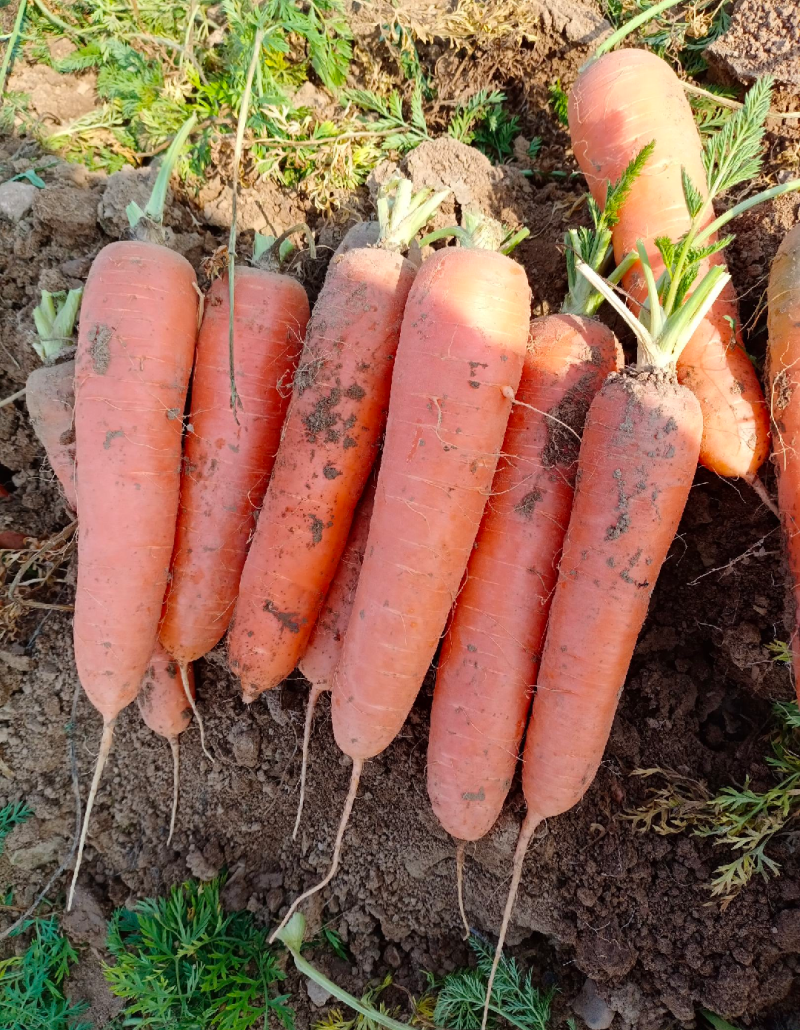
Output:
[
  {"xmin": 0, "ymin": 915, "xmax": 89, "ymax": 1030},
  {"xmin": 0, "ymin": 800, "xmax": 33, "ymax": 857},
  {"xmin": 104, "ymin": 877, "xmax": 294, "ymax": 1030},
  {"xmin": 434, "ymin": 933, "xmax": 555, "ymax": 1030},
  {"xmin": 562, "ymin": 140, "xmax": 654, "ymax": 317},
  {"xmin": 624, "ymin": 701, "xmax": 800, "ymax": 905}
]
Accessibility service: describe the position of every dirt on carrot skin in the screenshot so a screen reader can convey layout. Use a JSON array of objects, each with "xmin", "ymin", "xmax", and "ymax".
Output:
[{"xmin": 2, "ymin": 6, "xmax": 800, "ymax": 1026}]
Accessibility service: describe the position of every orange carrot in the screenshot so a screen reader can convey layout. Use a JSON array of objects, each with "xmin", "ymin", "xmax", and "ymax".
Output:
[
  {"xmin": 294, "ymin": 469, "xmax": 376, "ymax": 838},
  {"xmin": 68, "ymin": 117, "xmax": 199, "ymax": 909},
  {"xmin": 768, "ymin": 224, "xmax": 800, "ymax": 703},
  {"xmin": 228, "ymin": 178, "xmax": 448, "ymax": 701},
  {"xmin": 568, "ymin": 48, "xmax": 770, "ymax": 480},
  {"xmin": 270, "ymin": 213, "xmax": 531, "ymax": 941},
  {"xmin": 137, "ymin": 643, "xmax": 195, "ymax": 844},
  {"xmin": 159, "ymin": 230, "xmax": 310, "ymax": 750},
  {"xmin": 480, "ymin": 237, "xmax": 731, "ymax": 1025}
]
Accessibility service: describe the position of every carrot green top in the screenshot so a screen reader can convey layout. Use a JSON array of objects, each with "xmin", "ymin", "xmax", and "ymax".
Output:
[
  {"xmin": 375, "ymin": 175, "xmax": 451, "ymax": 253},
  {"xmin": 33, "ymin": 288, "xmax": 82, "ymax": 363},
  {"xmin": 252, "ymin": 225, "xmax": 316, "ymax": 273},
  {"xmin": 561, "ymin": 141, "xmax": 653, "ymax": 317},
  {"xmin": 125, "ymin": 114, "xmax": 197, "ymax": 245},
  {"xmin": 420, "ymin": 210, "xmax": 529, "ymax": 254}
]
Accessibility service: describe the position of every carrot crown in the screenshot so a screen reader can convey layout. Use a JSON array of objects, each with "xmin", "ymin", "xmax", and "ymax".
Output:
[
  {"xmin": 420, "ymin": 210, "xmax": 529, "ymax": 254},
  {"xmin": 375, "ymin": 176, "xmax": 451, "ymax": 253},
  {"xmin": 252, "ymin": 224, "xmax": 316, "ymax": 272},
  {"xmin": 126, "ymin": 113, "xmax": 197, "ymax": 245},
  {"xmin": 562, "ymin": 141, "xmax": 653, "ymax": 317},
  {"xmin": 577, "ymin": 248, "xmax": 730, "ymax": 369},
  {"xmin": 32, "ymin": 288, "xmax": 82, "ymax": 363}
]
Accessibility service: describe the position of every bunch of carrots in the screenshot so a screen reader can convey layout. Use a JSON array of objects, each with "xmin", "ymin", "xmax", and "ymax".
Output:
[{"xmin": 19, "ymin": 1, "xmax": 800, "ymax": 1021}]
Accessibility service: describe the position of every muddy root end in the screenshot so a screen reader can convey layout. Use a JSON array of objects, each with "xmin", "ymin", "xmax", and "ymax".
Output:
[
  {"xmin": 293, "ymin": 682, "xmax": 327, "ymax": 840},
  {"xmin": 167, "ymin": 736, "xmax": 180, "ymax": 846},
  {"xmin": 455, "ymin": 840, "xmax": 470, "ymax": 940},
  {"xmin": 270, "ymin": 757, "xmax": 363, "ymax": 943},
  {"xmin": 67, "ymin": 717, "xmax": 116, "ymax": 912},
  {"xmin": 481, "ymin": 810, "xmax": 543, "ymax": 1030},
  {"xmin": 180, "ymin": 662, "xmax": 213, "ymax": 763},
  {"xmin": 746, "ymin": 473, "xmax": 779, "ymax": 519}
]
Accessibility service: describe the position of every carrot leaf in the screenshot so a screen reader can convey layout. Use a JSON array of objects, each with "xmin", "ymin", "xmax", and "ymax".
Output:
[
  {"xmin": 603, "ymin": 140, "xmax": 655, "ymax": 226},
  {"xmin": 419, "ymin": 210, "xmax": 529, "ymax": 254},
  {"xmin": 376, "ymin": 175, "xmax": 450, "ymax": 252},
  {"xmin": 681, "ymin": 169, "xmax": 705, "ymax": 220},
  {"xmin": 562, "ymin": 142, "xmax": 653, "ymax": 316},
  {"xmin": 126, "ymin": 113, "xmax": 197, "ymax": 241},
  {"xmin": 702, "ymin": 75, "xmax": 773, "ymax": 200}
]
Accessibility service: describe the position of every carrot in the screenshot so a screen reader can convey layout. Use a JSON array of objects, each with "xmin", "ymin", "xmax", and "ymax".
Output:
[
  {"xmin": 270, "ymin": 213, "xmax": 531, "ymax": 942},
  {"xmin": 768, "ymin": 223, "xmax": 800, "ymax": 703},
  {"xmin": 425, "ymin": 151, "xmax": 658, "ymax": 925},
  {"xmin": 137, "ymin": 643, "xmax": 195, "ymax": 844},
  {"xmin": 159, "ymin": 229, "xmax": 311, "ymax": 751},
  {"xmin": 294, "ymin": 469, "xmax": 377, "ymax": 838},
  {"xmin": 568, "ymin": 51, "xmax": 777, "ymax": 481},
  {"xmin": 228, "ymin": 178, "xmax": 448, "ymax": 700},
  {"xmin": 479, "ymin": 233, "xmax": 732, "ymax": 1025},
  {"xmin": 68, "ymin": 116, "xmax": 199, "ymax": 909}
]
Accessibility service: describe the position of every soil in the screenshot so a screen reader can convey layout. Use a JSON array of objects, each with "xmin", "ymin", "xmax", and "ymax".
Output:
[{"xmin": 2, "ymin": 2, "xmax": 800, "ymax": 1028}]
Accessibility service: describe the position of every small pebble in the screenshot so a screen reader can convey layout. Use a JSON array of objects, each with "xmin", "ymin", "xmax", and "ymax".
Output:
[
  {"xmin": 0, "ymin": 181, "xmax": 37, "ymax": 222},
  {"xmin": 305, "ymin": 978, "xmax": 333, "ymax": 1008}
]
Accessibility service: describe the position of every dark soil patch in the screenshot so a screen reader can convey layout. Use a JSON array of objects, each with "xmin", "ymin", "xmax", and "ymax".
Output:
[{"xmin": 2, "ymin": 5, "xmax": 800, "ymax": 1028}]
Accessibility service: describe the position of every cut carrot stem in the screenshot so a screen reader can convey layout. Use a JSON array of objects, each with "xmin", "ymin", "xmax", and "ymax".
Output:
[
  {"xmin": 269, "ymin": 758, "xmax": 362, "ymax": 944},
  {"xmin": 68, "ymin": 718, "xmax": 115, "ymax": 911}
]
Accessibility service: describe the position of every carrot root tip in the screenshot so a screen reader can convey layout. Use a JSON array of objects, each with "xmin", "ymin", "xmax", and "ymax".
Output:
[
  {"xmin": 481, "ymin": 810, "xmax": 543, "ymax": 1030},
  {"xmin": 269, "ymin": 757, "xmax": 363, "ymax": 944},
  {"xmin": 180, "ymin": 662, "xmax": 213, "ymax": 763},
  {"xmin": 293, "ymin": 682, "xmax": 326, "ymax": 841},
  {"xmin": 68, "ymin": 717, "xmax": 116, "ymax": 913},
  {"xmin": 455, "ymin": 840, "xmax": 470, "ymax": 940},
  {"xmin": 167, "ymin": 736, "xmax": 180, "ymax": 846}
]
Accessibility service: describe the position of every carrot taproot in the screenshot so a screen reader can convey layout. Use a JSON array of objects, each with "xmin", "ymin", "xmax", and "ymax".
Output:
[
  {"xmin": 228, "ymin": 178, "xmax": 448, "ymax": 701},
  {"xmin": 768, "ymin": 223, "xmax": 800, "ymax": 703},
  {"xmin": 568, "ymin": 48, "xmax": 770, "ymax": 480},
  {"xmin": 137, "ymin": 643, "xmax": 195, "ymax": 844},
  {"xmin": 159, "ymin": 230, "xmax": 311, "ymax": 751},
  {"xmin": 68, "ymin": 116, "xmax": 199, "ymax": 910},
  {"xmin": 294, "ymin": 469, "xmax": 377, "ymax": 838},
  {"xmin": 269, "ymin": 214, "xmax": 531, "ymax": 941},
  {"xmin": 479, "ymin": 239, "xmax": 731, "ymax": 1026}
]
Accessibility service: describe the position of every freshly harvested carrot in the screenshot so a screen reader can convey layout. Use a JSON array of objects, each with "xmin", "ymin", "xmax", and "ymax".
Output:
[
  {"xmin": 768, "ymin": 223, "xmax": 800, "ymax": 703},
  {"xmin": 68, "ymin": 117, "xmax": 199, "ymax": 909},
  {"xmin": 270, "ymin": 213, "xmax": 531, "ymax": 941},
  {"xmin": 479, "ymin": 239, "xmax": 731, "ymax": 1025},
  {"xmin": 568, "ymin": 50, "xmax": 772, "ymax": 480},
  {"xmin": 159, "ymin": 230, "xmax": 311, "ymax": 748},
  {"xmin": 137, "ymin": 643, "xmax": 195, "ymax": 844},
  {"xmin": 228, "ymin": 178, "xmax": 448, "ymax": 700},
  {"xmin": 294, "ymin": 469, "xmax": 377, "ymax": 838}
]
